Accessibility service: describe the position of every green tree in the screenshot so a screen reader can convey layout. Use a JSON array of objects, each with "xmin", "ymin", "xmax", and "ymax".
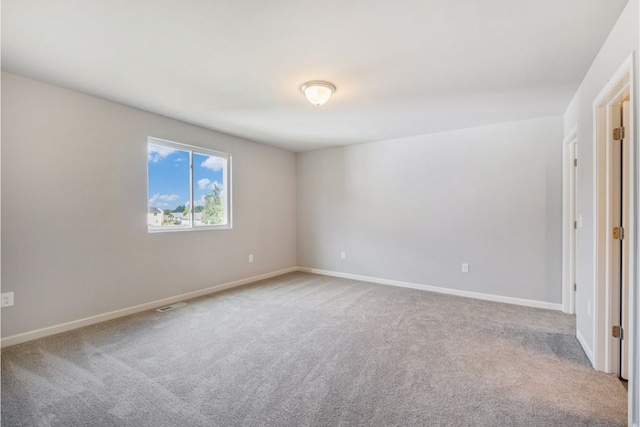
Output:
[
  {"xmin": 202, "ymin": 184, "xmax": 224, "ymax": 224},
  {"xmin": 174, "ymin": 205, "xmax": 185, "ymax": 213},
  {"xmin": 194, "ymin": 205, "xmax": 205, "ymax": 213}
]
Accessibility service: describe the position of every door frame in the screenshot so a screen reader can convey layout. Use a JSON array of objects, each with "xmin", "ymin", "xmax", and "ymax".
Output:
[
  {"xmin": 562, "ymin": 124, "xmax": 579, "ymax": 314},
  {"xmin": 592, "ymin": 54, "xmax": 635, "ymax": 378}
]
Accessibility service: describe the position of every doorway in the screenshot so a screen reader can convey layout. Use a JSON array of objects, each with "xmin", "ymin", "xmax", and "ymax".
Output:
[
  {"xmin": 562, "ymin": 125, "xmax": 578, "ymax": 315},
  {"xmin": 610, "ymin": 98, "xmax": 630, "ymax": 380},
  {"xmin": 593, "ymin": 55, "xmax": 634, "ymax": 381}
]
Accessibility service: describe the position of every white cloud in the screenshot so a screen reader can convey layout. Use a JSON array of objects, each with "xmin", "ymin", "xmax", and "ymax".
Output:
[
  {"xmin": 197, "ymin": 178, "xmax": 223, "ymax": 191},
  {"xmin": 148, "ymin": 193, "xmax": 180, "ymax": 206},
  {"xmin": 197, "ymin": 178, "xmax": 212, "ymax": 190},
  {"xmin": 148, "ymin": 144, "xmax": 176, "ymax": 163},
  {"xmin": 200, "ymin": 156, "xmax": 225, "ymax": 171}
]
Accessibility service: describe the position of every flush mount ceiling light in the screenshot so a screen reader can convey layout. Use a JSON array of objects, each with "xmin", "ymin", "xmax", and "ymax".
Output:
[{"xmin": 300, "ymin": 81, "xmax": 336, "ymax": 106}]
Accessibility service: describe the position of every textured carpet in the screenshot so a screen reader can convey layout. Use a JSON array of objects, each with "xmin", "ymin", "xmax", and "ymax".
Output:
[{"xmin": 1, "ymin": 272, "xmax": 628, "ymax": 426}]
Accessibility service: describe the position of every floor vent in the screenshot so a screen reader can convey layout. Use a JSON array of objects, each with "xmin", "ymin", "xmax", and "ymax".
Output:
[{"xmin": 156, "ymin": 302, "xmax": 187, "ymax": 313}]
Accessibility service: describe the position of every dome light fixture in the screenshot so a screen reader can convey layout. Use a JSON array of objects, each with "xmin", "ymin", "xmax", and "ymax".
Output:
[{"xmin": 300, "ymin": 81, "xmax": 336, "ymax": 106}]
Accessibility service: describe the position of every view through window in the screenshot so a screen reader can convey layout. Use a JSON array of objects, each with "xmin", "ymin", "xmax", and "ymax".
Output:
[{"xmin": 147, "ymin": 138, "xmax": 231, "ymax": 231}]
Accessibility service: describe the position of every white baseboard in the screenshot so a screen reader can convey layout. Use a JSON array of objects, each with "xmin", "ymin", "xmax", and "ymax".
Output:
[
  {"xmin": 1, "ymin": 267, "xmax": 297, "ymax": 348},
  {"xmin": 576, "ymin": 329, "xmax": 595, "ymax": 368},
  {"xmin": 297, "ymin": 267, "xmax": 563, "ymax": 311},
  {"xmin": 0, "ymin": 266, "xmax": 566, "ymax": 348}
]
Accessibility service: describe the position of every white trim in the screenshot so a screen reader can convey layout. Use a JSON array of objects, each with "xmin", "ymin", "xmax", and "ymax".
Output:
[
  {"xmin": 297, "ymin": 267, "xmax": 562, "ymax": 311},
  {"xmin": 592, "ymin": 54, "xmax": 635, "ymax": 374},
  {"xmin": 577, "ymin": 329, "xmax": 595, "ymax": 367},
  {"xmin": 0, "ymin": 267, "xmax": 297, "ymax": 348},
  {"xmin": 630, "ymin": 37, "xmax": 639, "ymax": 427},
  {"xmin": 562, "ymin": 123, "xmax": 579, "ymax": 314},
  {"xmin": 147, "ymin": 136, "xmax": 231, "ymax": 160}
]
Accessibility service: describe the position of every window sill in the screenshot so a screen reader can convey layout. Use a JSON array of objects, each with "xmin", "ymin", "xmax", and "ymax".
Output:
[{"xmin": 147, "ymin": 224, "xmax": 232, "ymax": 233}]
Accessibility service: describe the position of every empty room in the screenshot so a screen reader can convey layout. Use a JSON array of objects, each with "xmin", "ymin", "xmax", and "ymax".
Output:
[{"xmin": 1, "ymin": 0, "xmax": 640, "ymax": 426}]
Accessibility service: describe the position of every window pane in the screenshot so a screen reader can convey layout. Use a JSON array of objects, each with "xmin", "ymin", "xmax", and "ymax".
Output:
[
  {"xmin": 193, "ymin": 152, "xmax": 228, "ymax": 226},
  {"xmin": 147, "ymin": 143, "xmax": 190, "ymax": 230}
]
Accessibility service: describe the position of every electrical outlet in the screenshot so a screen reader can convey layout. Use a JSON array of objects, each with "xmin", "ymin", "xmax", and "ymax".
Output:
[
  {"xmin": 340, "ymin": 251, "xmax": 346, "ymax": 260},
  {"xmin": 1, "ymin": 292, "xmax": 14, "ymax": 308},
  {"xmin": 461, "ymin": 263, "xmax": 469, "ymax": 273},
  {"xmin": 249, "ymin": 254, "xmax": 254, "ymax": 263}
]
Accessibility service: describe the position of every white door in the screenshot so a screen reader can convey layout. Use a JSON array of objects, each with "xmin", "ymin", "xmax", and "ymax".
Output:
[
  {"xmin": 570, "ymin": 142, "xmax": 578, "ymax": 314},
  {"xmin": 621, "ymin": 100, "xmax": 630, "ymax": 380},
  {"xmin": 611, "ymin": 100, "xmax": 630, "ymax": 381}
]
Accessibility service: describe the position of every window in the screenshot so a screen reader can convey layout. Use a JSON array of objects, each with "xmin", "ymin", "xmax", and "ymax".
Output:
[{"xmin": 147, "ymin": 137, "xmax": 231, "ymax": 232}]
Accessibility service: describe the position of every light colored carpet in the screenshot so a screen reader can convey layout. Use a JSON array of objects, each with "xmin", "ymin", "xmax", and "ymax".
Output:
[{"xmin": 1, "ymin": 272, "xmax": 628, "ymax": 426}]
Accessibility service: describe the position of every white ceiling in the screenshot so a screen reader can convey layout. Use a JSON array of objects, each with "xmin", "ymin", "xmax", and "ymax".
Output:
[{"xmin": 2, "ymin": 0, "xmax": 629, "ymax": 152}]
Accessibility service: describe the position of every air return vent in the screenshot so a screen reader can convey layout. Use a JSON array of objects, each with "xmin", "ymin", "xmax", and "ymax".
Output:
[{"xmin": 156, "ymin": 302, "xmax": 187, "ymax": 313}]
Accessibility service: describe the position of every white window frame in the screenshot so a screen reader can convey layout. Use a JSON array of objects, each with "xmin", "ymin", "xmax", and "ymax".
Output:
[{"xmin": 147, "ymin": 137, "xmax": 232, "ymax": 233}]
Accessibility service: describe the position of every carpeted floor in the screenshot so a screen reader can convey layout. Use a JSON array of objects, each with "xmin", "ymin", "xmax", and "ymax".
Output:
[{"xmin": 1, "ymin": 272, "xmax": 628, "ymax": 426}]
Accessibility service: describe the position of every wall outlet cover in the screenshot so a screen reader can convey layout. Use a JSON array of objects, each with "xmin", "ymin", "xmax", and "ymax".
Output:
[{"xmin": 1, "ymin": 292, "xmax": 15, "ymax": 308}]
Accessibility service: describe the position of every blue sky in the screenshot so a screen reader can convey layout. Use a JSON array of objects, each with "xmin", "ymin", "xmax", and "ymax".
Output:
[{"xmin": 148, "ymin": 143, "xmax": 225, "ymax": 210}]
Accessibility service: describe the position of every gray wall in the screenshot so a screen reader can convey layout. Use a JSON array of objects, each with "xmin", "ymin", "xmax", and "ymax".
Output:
[
  {"xmin": 297, "ymin": 116, "xmax": 563, "ymax": 303},
  {"xmin": 1, "ymin": 72, "xmax": 297, "ymax": 337},
  {"xmin": 0, "ymin": 73, "xmax": 566, "ymax": 338},
  {"xmin": 563, "ymin": 0, "xmax": 638, "ymax": 358}
]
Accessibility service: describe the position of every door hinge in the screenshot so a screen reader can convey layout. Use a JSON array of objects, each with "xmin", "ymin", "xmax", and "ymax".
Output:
[
  {"xmin": 613, "ymin": 127, "xmax": 625, "ymax": 140},
  {"xmin": 612, "ymin": 325, "xmax": 624, "ymax": 339},
  {"xmin": 613, "ymin": 227, "xmax": 625, "ymax": 240},
  {"xmin": 574, "ymin": 158, "xmax": 578, "ymax": 167},
  {"xmin": 574, "ymin": 283, "xmax": 577, "ymax": 292},
  {"xmin": 574, "ymin": 221, "xmax": 577, "ymax": 230}
]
